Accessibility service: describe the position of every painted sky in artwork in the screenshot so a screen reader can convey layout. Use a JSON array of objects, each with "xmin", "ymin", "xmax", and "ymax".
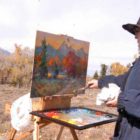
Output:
[{"xmin": 36, "ymin": 31, "xmax": 89, "ymax": 53}]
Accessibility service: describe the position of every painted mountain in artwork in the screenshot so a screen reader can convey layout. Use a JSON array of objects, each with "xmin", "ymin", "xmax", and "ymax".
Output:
[
  {"xmin": 35, "ymin": 31, "xmax": 89, "ymax": 53},
  {"xmin": 76, "ymin": 48, "xmax": 87, "ymax": 58},
  {"xmin": 35, "ymin": 39, "xmax": 88, "ymax": 61},
  {"xmin": 58, "ymin": 41, "xmax": 72, "ymax": 56}
]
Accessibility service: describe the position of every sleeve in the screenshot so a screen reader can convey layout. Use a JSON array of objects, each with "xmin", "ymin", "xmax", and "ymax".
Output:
[
  {"xmin": 98, "ymin": 71, "xmax": 129, "ymax": 90},
  {"xmin": 117, "ymin": 58, "xmax": 140, "ymax": 119},
  {"xmin": 118, "ymin": 89, "xmax": 140, "ymax": 119}
]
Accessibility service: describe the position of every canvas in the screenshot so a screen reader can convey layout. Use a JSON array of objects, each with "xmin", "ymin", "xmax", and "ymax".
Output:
[{"xmin": 31, "ymin": 31, "xmax": 89, "ymax": 97}]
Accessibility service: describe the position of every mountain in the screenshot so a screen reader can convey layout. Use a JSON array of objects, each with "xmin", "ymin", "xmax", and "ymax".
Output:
[{"xmin": 0, "ymin": 47, "xmax": 11, "ymax": 55}]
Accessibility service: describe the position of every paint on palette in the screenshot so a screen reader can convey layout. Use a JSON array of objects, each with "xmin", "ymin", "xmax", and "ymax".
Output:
[
  {"xmin": 37, "ymin": 108, "xmax": 117, "ymax": 127},
  {"xmin": 31, "ymin": 31, "xmax": 89, "ymax": 98}
]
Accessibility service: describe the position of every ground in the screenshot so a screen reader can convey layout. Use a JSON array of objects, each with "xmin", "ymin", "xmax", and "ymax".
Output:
[{"xmin": 0, "ymin": 84, "xmax": 118, "ymax": 140}]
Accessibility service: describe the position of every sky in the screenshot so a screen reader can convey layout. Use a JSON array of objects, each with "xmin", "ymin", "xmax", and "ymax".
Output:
[{"xmin": 0, "ymin": 0, "xmax": 140, "ymax": 76}]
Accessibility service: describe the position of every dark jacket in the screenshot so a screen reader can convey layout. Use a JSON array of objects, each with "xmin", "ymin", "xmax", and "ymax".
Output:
[{"xmin": 98, "ymin": 58, "xmax": 140, "ymax": 140}]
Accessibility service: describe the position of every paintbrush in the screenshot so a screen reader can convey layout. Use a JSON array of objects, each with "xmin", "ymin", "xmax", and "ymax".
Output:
[{"xmin": 73, "ymin": 85, "xmax": 90, "ymax": 95}]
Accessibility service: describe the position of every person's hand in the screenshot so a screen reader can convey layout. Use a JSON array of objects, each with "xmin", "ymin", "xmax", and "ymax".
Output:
[
  {"xmin": 87, "ymin": 79, "xmax": 98, "ymax": 89},
  {"xmin": 106, "ymin": 96, "xmax": 118, "ymax": 107}
]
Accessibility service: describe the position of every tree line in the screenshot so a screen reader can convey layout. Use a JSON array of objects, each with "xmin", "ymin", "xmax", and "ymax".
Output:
[
  {"xmin": 93, "ymin": 63, "xmax": 130, "ymax": 80},
  {"xmin": 0, "ymin": 44, "xmax": 34, "ymax": 87},
  {"xmin": 0, "ymin": 44, "xmax": 130, "ymax": 87}
]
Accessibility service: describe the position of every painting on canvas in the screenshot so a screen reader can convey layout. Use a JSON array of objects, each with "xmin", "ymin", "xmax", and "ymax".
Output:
[{"xmin": 31, "ymin": 31, "xmax": 89, "ymax": 97}]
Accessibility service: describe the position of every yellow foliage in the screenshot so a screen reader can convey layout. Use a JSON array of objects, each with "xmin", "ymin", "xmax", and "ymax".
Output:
[
  {"xmin": 0, "ymin": 45, "xmax": 33, "ymax": 87},
  {"xmin": 110, "ymin": 62, "xmax": 128, "ymax": 76}
]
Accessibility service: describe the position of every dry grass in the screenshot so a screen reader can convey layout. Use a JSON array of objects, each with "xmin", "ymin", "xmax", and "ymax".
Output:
[{"xmin": 0, "ymin": 84, "xmax": 118, "ymax": 140}]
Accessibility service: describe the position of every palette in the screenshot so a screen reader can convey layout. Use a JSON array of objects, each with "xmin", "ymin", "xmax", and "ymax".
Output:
[{"xmin": 31, "ymin": 107, "xmax": 117, "ymax": 130}]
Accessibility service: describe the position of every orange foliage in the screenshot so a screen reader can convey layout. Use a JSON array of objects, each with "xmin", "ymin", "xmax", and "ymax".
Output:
[
  {"xmin": 80, "ymin": 57, "xmax": 88, "ymax": 72},
  {"xmin": 48, "ymin": 58, "xmax": 55, "ymax": 66},
  {"xmin": 48, "ymin": 56, "xmax": 61, "ymax": 67},
  {"xmin": 35, "ymin": 55, "xmax": 41, "ymax": 62},
  {"xmin": 62, "ymin": 51, "xmax": 83, "ymax": 77}
]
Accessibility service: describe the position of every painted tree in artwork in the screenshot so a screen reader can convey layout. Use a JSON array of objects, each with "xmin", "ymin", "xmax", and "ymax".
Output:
[
  {"xmin": 52, "ymin": 62, "xmax": 59, "ymax": 78},
  {"xmin": 48, "ymin": 56, "xmax": 61, "ymax": 78},
  {"xmin": 63, "ymin": 51, "xmax": 81, "ymax": 78},
  {"xmin": 79, "ymin": 57, "xmax": 88, "ymax": 75},
  {"xmin": 39, "ymin": 39, "xmax": 48, "ymax": 78}
]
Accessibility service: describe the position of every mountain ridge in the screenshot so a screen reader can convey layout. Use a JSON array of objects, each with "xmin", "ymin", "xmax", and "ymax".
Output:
[{"xmin": 0, "ymin": 47, "xmax": 11, "ymax": 55}]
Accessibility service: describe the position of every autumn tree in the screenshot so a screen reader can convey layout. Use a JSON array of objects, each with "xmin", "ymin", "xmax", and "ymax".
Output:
[
  {"xmin": 0, "ymin": 55, "xmax": 12, "ymax": 84},
  {"xmin": 9, "ymin": 44, "xmax": 33, "ymax": 87},
  {"xmin": 110, "ymin": 62, "xmax": 128, "ymax": 76},
  {"xmin": 0, "ymin": 44, "xmax": 33, "ymax": 87}
]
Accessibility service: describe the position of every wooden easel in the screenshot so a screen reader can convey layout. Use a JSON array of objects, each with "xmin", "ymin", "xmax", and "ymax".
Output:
[
  {"xmin": 32, "ymin": 94, "xmax": 78, "ymax": 140},
  {"xmin": 7, "ymin": 94, "xmax": 75, "ymax": 140},
  {"xmin": 32, "ymin": 95, "xmax": 114, "ymax": 140}
]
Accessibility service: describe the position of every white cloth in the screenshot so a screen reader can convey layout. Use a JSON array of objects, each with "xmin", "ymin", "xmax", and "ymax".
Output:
[
  {"xmin": 96, "ymin": 83, "xmax": 121, "ymax": 106},
  {"xmin": 10, "ymin": 93, "xmax": 32, "ymax": 131}
]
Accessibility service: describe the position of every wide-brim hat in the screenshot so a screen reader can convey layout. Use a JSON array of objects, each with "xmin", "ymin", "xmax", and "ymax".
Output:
[{"xmin": 122, "ymin": 18, "xmax": 140, "ymax": 35}]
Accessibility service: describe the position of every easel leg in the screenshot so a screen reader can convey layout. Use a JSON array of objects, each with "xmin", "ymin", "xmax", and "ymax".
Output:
[
  {"xmin": 56, "ymin": 126, "xmax": 64, "ymax": 140},
  {"xmin": 33, "ymin": 120, "xmax": 39, "ymax": 140},
  {"xmin": 69, "ymin": 128, "xmax": 79, "ymax": 140},
  {"xmin": 7, "ymin": 127, "xmax": 17, "ymax": 140}
]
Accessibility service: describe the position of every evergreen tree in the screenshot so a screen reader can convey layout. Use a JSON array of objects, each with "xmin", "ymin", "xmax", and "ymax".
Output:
[
  {"xmin": 93, "ymin": 71, "xmax": 99, "ymax": 79},
  {"xmin": 100, "ymin": 64, "xmax": 108, "ymax": 78}
]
